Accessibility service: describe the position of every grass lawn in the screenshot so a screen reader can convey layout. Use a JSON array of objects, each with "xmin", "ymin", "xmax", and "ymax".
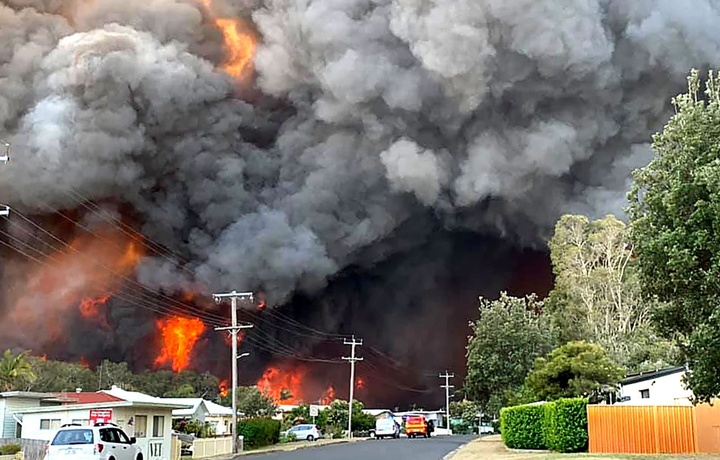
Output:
[{"xmin": 451, "ymin": 436, "xmax": 720, "ymax": 460}]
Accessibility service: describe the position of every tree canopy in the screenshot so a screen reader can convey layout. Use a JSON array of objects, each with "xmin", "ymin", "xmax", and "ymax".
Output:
[
  {"xmin": 0, "ymin": 350, "xmax": 35, "ymax": 391},
  {"xmin": 4, "ymin": 353, "xmax": 222, "ymax": 401},
  {"xmin": 629, "ymin": 69, "xmax": 720, "ymax": 402},
  {"xmin": 546, "ymin": 214, "xmax": 677, "ymax": 372},
  {"xmin": 464, "ymin": 292, "xmax": 555, "ymax": 415},
  {"xmin": 525, "ymin": 341, "xmax": 624, "ymax": 401},
  {"xmin": 235, "ymin": 386, "xmax": 277, "ymax": 417}
]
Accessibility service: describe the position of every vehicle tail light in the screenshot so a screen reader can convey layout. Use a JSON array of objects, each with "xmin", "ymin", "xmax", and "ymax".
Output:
[{"xmin": 95, "ymin": 444, "xmax": 104, "ymax": 454}]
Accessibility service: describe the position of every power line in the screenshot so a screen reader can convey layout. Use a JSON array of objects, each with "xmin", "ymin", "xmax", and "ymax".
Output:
[
  {"xmin": 9, "ymin": 209, "xmax": 227, "ymax": 323},
  {"xmin": 0, "ymin": 233, "xmax": 224, "ymax": 326},
  {"xmin": 342, "ymin": 336, "xmax": 363, "ymax": 439}
]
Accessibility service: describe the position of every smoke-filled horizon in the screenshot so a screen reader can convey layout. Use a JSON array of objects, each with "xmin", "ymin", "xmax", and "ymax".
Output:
[{"xmin": 0, "ymin": 0, "xmax": 718, "ymax": 406}]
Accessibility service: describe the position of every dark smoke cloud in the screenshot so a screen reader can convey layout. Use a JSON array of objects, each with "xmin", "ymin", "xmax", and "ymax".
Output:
[{"xmin": 1, "ymin": 0, "xmax": 719, "ymax": 402}]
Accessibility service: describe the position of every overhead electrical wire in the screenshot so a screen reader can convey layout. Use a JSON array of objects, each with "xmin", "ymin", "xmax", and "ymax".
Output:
[
  {"xmin": 2, "ymin": 212, "xmax": 227, "ymax": 326},
  {"xmin": 0, "ymin": 233, "xmax": 224, "ymax": 326},
  {"xmin": 63, "ymin": 187, "xmax": 196, "ymax": 272},
  {"xmin": 9, "ymin": 208, "xmax": 228, "ymax": 324}
]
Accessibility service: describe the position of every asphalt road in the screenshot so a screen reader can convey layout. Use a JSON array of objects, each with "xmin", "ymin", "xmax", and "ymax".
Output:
[{"xmin": 239, "ymin": 435, "xmax": 476, "ymax": 460}]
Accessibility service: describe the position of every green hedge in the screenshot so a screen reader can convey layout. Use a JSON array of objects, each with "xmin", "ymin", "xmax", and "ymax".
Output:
[
  {"xmin": 237, "ymin": 418, "xmax": 281, "ymax": 449},
  {"xmin": 0, "ymin": 444, "xmax": 21, "ymax": 455},
  {"xmin": 500, "ymin": 404, "xmax": 546, "ymax": 449},
  {"xmin": 544, "ymin": 398, "xmax": 588, "ymax": 453},
  {"xmin": 500, "ymin": 398, "xmax": 588, "ymax": 452}
]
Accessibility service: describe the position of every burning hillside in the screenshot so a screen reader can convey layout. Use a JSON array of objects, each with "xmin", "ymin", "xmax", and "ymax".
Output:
[{"xmin": 0, "ymin": 0, "xmax": 719, "ymax": 406}]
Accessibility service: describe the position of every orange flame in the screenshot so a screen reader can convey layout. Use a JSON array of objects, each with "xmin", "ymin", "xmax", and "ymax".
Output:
[
  {"xmin": 79, "ymin": 294, "xmax": 111, "ymax": 328},
  {"xmin": 2, "ymin": 225, "xmax": 146, "ymax": 347},
  {"xmin": 79, "ymin": 357, "xmax": 90, "ymax": 369},
  {"xmin": 219, "ymin": 379, "xmax": 229, "ymax": 398},
  {"xmin": 154, "ymin": 316, "xmax": 206, "ymax": 372},
  {"xmin": 319, "ymin": 386, "xmax": 336, "ymax": 405},
  {"xmin": 356, "ymin": 378, "xmax": 365, "ymax": 390},
  {"xmin": 257, "ymin": 366, "xmax": 305, "ymax": 404},
  {"xmin": 223, "ymin": 330, "xmax": 245, "ymax": 347},
  {"xmin": 199, "ymin": 0, "xmax": 256, "ymax": 80}
]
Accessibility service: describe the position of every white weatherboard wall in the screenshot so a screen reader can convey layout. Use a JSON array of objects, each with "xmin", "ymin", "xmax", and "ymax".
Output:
[
  {"xmin": 22, "ymin": 407, "xmax": 174, "ymax": 460},
  {"xmin": 2, "ymin": 397, "xmax": 53, "ymax": 439},
  {"xmin": 619, "ymin": 371, "xmax": 692, "ymax": 405}
]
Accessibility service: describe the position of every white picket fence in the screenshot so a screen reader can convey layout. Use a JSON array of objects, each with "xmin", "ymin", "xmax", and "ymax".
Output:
[{"xmin": 191, "ymin": 437, "xmax": 233, "ymax": 458}]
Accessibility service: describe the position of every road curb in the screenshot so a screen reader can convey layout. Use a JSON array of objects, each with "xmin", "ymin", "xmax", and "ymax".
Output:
[
  {"xmin": 441, "ymin": 445, "xmax": 463, "ymax": 460},
  {"xmin": 233, "ymin": 438, "xmax": 360, "ymax": 457}
]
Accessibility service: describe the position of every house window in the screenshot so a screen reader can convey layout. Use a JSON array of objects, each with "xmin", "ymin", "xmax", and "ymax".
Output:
[
  {"xmin": 135, "ymin": 416, "xmax": 147, "ymax": 438},
  {"xmin": 640, "ymin": 389, "xmax": 650, "ymax": 399},
  {"xmin": 152, "ymin": 416, "xmax": 164, "ymax": 438},
  {"xmin": 40, "ymin": 419, "xmax": 61, "ymax": 430}
]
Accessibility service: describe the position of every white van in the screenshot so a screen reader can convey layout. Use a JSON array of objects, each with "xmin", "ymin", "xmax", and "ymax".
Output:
[{"xmin": 373, "ymin": 418, "xmax": 400, "ymax": 439}]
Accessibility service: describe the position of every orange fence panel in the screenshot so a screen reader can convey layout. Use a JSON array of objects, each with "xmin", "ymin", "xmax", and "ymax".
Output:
[
  {"xmin": 696, "ymin": 403, "xmax": 720, "ymax": 453},
  {"xmin": 588, "ymin": 405, "xmax": 697, "ymax": 454}
]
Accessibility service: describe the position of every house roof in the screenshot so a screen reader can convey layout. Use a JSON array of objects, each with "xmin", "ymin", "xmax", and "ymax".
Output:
[
  {"xmin": 54, "ymin": 392, "xmax": 125, "ymax": 405},
  {"xmin": 621, "ymin": 366, "xmax": 686, "ymax": 386},
  {"xmin": 0, "ymin": 391, "xmax": 63, "ymax": 400},
  {"xmin": 364, "ymin": 409, "xmax": 394, "ymax": 416},
  {"xmin": 164, "ymin": 398, "xmax": 205, "ymax": 417},
  {"xmin": 204, "ymin": 400, "xmax": 233, "ymax": 417},
  {"xmin": 101, "ymin": 386, "xmax": 190, "ymax": 409}
]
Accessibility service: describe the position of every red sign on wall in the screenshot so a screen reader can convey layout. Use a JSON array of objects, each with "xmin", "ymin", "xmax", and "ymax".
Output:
[{"xmin": 89, "ymin": 409, "xmax": 113, "ymax": 424}]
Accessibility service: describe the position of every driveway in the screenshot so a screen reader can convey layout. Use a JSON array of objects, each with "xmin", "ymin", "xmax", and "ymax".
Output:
[{"xmin": 235, "ymin": 435, "xmax": 476, "ymax": 460}]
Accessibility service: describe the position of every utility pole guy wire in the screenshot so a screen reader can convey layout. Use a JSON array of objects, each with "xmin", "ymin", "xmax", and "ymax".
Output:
[
  {"xmin": 214, "ymin": 290, "xmax": 254, "ymax": 454},
  {"xmin": 342, "ymin": 335, "xmax": 363, "ymax": 439}
]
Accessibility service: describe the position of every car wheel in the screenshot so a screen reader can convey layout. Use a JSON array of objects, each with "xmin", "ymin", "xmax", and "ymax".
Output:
[{"xmin": 307, "ymin": 435, "xmax": 314, "ymax": 442}]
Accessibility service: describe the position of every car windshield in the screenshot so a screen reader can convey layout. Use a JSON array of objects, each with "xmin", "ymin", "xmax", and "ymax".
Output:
[{"xmin": 52, "ymin": 430, "xmax": 94, "ymax": 445}]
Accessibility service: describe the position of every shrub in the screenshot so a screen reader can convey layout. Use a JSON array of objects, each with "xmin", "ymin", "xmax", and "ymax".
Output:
[
  {"xmin": 237, "ymin": 418, "xmax": 281, "ymax": 449},
  {"xmin": 500, "ymin": 403, "xmax": 546, "ymax": 449},
  {"xmin": 325, "ymin": 425, "xmax": 344, "ymax": 439},
  {"xmin": 543, "ymin": 398, "xmax": 588, "ymax": 453},
  {"xmin": 0, "ymin": 444, "xmax": 21, "ymax": 455}
]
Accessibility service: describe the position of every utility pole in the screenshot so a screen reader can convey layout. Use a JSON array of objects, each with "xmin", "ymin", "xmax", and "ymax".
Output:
[
  {"xmin": 342, "ymin": 336, "xmax": 363, "ymax": 439},
  {"xmin": 439, "ymin": 371, "xmax": 454, "ymax": 434},
  {"xmin": 213, "ymin": 291, "xmax": 254, "ymax": 454},
  {"xmin": 0, "ymin": 141, "xmax": 11, "ymax": 216}
]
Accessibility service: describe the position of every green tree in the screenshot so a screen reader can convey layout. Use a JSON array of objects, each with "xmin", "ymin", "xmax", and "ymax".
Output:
[
  {"xmin": 547, "ymin": 214, "xmax": 678, "ymax": 371},
  {"xmin": 282, "ymin": 404, "xmax": 329, "ymax": 430},
  {"xmin": 629, "ymin": 69, "xmax": 720, "ymax": 403},
  {"xmin": 324, "ymin": 400, "xmax": 374, "ymax": 432},
  {"xmin": 525, "ymin": 341, "xmax": 624, "ymax": 401},
  {"xmin": 25, "ymin": 358, "xmax": 96, "ymax": 392},
  {"xmin": 0, "ymin": 350, "xmax": 35, "ymax": 391},
  {"xmin": 97, "ymin": 360, "xmax": 134, "ymax": 389},
  {"xmin": 236, "ymin": 386, "xmax": 277, "ymax": 417},
  {"xmin": 449, "ymin": 400, "xmax": 480, "ymax": 427},
  {"xmin": 464, "ymin": 293, "xmax": 555, "ymax": 415}
]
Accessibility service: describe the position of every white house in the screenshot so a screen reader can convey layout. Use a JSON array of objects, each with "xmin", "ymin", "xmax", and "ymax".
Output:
[
  {"xmin": 617, "ymin": 366, "xmax": 692, "ymax": 406},
  {"xmin": 18, "ymin": 387, "xmax": 189, "ymax": 460},
  {"xmin": 0, "ymin": 392, "xmax": 63, "ymax": 439},
  {"xmin": 165, "ymin": 398, "xmax": 233, "ymax": 436}
]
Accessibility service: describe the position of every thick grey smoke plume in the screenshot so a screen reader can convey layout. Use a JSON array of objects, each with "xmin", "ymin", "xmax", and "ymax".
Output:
[{"xmin": 1, "ymin": 0, "xmax": 720, "ymax": 382}]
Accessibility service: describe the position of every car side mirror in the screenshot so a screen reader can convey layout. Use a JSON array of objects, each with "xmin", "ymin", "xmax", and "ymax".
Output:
[{"xmin": 130, "ymin": 437, "xmax": 137, "ymax": 444}]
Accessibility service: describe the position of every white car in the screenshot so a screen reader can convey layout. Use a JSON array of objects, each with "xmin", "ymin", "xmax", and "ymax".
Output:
[
  {"xmin": 283, "ymin": 424, "xmax": 322, "ymax": 441},
  {"xmin": 46, "ymin": 424, "xmax": 143, "ymax": 460},
  {"xmin": 372, "ymin": 418, "xmax": 400, "ymax": 439}
]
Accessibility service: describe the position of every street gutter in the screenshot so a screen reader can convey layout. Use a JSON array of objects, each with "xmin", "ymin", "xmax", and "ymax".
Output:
[{"xmin": 215, "ymin": 438, "xmax": 367, "ymax": 459}]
